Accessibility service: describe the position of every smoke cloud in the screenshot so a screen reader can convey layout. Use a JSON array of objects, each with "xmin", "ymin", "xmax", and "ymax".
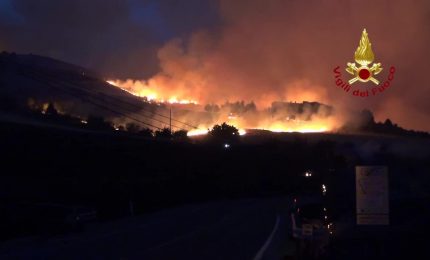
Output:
[
  {"xmin": 1, "ymin": 0, "xmax": 430, "ymax": 131},
  {"xmin": 137, "ymin": 0, "xmax": 430, "ymax": 131}
]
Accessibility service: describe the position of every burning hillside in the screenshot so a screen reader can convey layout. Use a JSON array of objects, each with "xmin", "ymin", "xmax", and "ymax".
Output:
[
  {"xmin": 107, "ymin": 79, "xmax": 199, "ymax": 105},
  {"xmin": 106, "ymin": 79, "xmax": 338, "ymax": 135},
  {"xmin": 102, "ymin": 28, "xmax": 342, "ymax": 135},
  {"xmin": 0, "ymin": 52, "xmax": 338, "ymax": 135}
]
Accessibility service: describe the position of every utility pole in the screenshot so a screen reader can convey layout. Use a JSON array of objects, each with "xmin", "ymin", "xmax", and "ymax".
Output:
[{"xmin": 169, "ymin": 107, "xmax": 172, "ymax": 135}]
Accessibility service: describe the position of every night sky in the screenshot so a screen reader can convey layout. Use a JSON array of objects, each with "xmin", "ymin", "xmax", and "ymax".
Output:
[
  {"xmin": 0, "ymin": 0, "xmax": 220, "ymax": 78},
  {"xmin": 1, "ymin": 0, "xmax": 430, "ymax": 131}
]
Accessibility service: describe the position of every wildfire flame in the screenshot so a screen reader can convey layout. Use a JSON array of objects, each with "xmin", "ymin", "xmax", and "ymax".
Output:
[
  {"xmin": 258, "ymin": 124, "xmax": 328, "ymax": 133},
  {"xmin": 106, "ymin": 79, "xmax": 337, "ymax": 134},
  {"xmin": 187, "ymin": 128, "xmax": 247, "ymax": 137},
  {"xmin": 107, "ymin": 80, "xmax": 198, "ymax": 104},
  {"xmin": 187, "ymin": 128, "xmax": 209, "ymax": 137}
]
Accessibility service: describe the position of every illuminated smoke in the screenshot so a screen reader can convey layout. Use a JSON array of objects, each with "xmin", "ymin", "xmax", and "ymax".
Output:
[{"xmin": 108, "ymin": 0, "xmax": 430, "ymax": 132}]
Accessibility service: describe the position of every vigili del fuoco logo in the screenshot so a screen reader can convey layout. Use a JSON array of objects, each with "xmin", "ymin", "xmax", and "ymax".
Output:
[{"xmin": 334, "ymin": 29, "xmax": 396, "ymax": 97}]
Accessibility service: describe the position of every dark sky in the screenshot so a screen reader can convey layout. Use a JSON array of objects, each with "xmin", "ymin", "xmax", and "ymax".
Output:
[
  {"xmin": 1, "ymin": 0, "xmax": 430, "ymax": 131},
  {"xmin": 0, "ymin": 0, "xmax": 220, "ymax": 78}
]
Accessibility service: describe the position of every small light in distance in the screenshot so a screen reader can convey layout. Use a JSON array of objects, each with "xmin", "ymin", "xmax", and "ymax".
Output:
[
  {"xmin": 322, "ymin": 184, "xmax": 327, "ymax": 195},
  {"xmin": 328, "ymin": 222, "xmax": 334, "ymax": 235},
  {"xmin": 224, "ymin": 143, "xmax": 230, "ymax": 149},
  {"xmin": 304, "ymin": 171, "xmax": 312, "ymax": 178}
]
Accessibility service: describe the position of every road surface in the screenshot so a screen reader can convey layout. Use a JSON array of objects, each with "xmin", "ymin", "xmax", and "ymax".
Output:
[{"xmin": 0, "ymin": 198, "xmax": 294, "ymax": 260}]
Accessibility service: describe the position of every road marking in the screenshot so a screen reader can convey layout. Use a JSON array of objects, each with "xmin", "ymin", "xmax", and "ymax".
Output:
[{"xmin": 253, "ymin": 214, "xmax": 281, "ymax": 260}]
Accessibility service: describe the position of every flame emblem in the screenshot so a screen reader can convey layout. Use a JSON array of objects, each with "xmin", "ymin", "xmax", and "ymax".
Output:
[{"xmin": 346, "ymin": 29, "xmax": 382, "ymax": 85}]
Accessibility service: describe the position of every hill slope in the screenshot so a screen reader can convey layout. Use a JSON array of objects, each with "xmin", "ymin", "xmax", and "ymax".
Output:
[{"xmin": 0, "ymin": 52, "xmax": 145, "ymax": 118}]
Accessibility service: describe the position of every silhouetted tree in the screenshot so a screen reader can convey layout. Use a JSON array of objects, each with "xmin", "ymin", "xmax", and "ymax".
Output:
[
  {"xmin": 220, "ymin": 101, "xmax": 257, "ymax": 114},
  {"xmin": 384, "ymin": 119, "xmax": 393, "ymax": 127},
  {"xmin": 45, "ymin": 103, "xmax": 58, "ymax": 116},
  {"xmin": 244, "ymin": 101, "xmax": 257, "ymax": 112},
  {"xmin": 340, "ymin": 110, "xmax": 430, "ymax": 137},
  {"xmin": 126, "ymin": 123, "xmax": 140, "ymax": 133},
  {"xmin": 138, "ymin": 128, "xmax": 153, "ymax": 138},
  {"xmin": 204, "ymin": 104, "xmax": 220, "ymax": 113},
  {"xmin": 173, "ymin": 130, "xmax": 188, "ymax": 141},
  {"xmin": 155, "ymin": 128, "xmax": 172, "ymax": 139},
  {"xmin": 208, "ymin": 123, "xmax": 240, "ymax": 142}
]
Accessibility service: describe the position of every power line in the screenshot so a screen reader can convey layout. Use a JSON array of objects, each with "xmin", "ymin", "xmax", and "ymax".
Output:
[
  {"xmin": 19, "ymin": 69, "xmax": 165, "ymax": 130},
  {"xmin": 98, "ymin": 88, "xmax": 199, "ymax": 130},
  {"xmin": 68, "ymin": 87, "xmax": 187, "ymax": 130},
  {"xmin": 24, "ymin": 66, "xmax": 198, "ymax": 130},
  {"xmin": 24, "ymin": 64, "xmax": 198, "ymax": 129},
  {"xmin": 21, "ymin": 68, "xmax": 179, "ymax": 130}
]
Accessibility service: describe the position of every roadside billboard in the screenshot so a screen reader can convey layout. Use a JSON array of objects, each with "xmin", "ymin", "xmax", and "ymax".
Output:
[{"xmin": 355, "ymin": 166, "xmax": 389, "ymax": 225}]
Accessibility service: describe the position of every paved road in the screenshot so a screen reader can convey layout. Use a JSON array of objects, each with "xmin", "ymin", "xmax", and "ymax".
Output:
[{"xmin": 0, "ymin": 198, "xmax": 294, "ymax": 260}]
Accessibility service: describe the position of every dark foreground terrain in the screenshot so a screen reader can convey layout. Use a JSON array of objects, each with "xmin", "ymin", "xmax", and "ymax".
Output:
[
  {"xmin": 1, "ymin": 119, "xmax": 430, "ymax": 259},
  {"xmin": 0, "ymin": 198, "xmax": 292, "ymax": 259}
]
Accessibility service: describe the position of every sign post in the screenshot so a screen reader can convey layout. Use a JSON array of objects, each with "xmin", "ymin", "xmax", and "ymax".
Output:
[{"xmin": 355, "ymin": 166, "xmax": 389, "ymax": 225}]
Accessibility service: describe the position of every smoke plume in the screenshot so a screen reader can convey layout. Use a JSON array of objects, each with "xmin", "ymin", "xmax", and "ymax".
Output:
[
  {"xmin": 113, "ymin": 0, "xmax": 430, "ymax": 131},
  {"xmin": 2, "ymin": 0, "xmax": 430, "ymax": 131}
]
